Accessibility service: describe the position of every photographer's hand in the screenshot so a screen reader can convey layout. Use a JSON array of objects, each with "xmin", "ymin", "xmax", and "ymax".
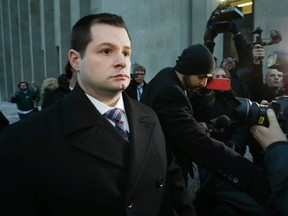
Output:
[
  {"xmin": 253, "ymin": 44, "xmax": 265, "ymax": 65},
  {"xmin": 250, "ymin": 109, "xmax": 287, "ymax": 150},
  {"xmin": 204, "ymin": 16, "xmax": 218, "ymax": 42},
  {"xmin": 198, "ymin": 122, "xmax": 212, "ymax": 136},
  {"xmin": 230, "ymin": 20, "xmax": 240, "ymax": 35}
]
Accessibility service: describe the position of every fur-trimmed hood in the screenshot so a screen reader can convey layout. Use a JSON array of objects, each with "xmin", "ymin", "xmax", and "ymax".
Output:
[{"xmin": 41, "ymin": 77, "xmax": 59, "ymax": 94}]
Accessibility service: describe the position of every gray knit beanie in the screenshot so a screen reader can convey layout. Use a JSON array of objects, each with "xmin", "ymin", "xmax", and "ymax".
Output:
[{"xmin": 174, "ymin": 44, "xmax": 215, "ymax": 76}]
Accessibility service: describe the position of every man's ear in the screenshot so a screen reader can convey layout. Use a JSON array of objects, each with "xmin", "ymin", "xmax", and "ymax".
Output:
[{"xmin": 68, "ymin": 49, "xmax": 80, "ymax": 71}]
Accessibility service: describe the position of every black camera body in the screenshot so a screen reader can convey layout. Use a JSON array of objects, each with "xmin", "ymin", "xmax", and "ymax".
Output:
[
  {"xmin": 211, "ymin": 2, "xmax": 244, "ymax": 33},
  {"xmin": 251, "ymin": 27, "xmax": 282, "ymax": 47},
  {"xmin": 232, "ymin": 96, "xmax": 288, "ymax": 133}
]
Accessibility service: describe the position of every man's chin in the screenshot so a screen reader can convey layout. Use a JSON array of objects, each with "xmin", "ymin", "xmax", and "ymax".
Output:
[{"xmin": 118, "ymin": 83, "xmax": 128, "ymax": 91}]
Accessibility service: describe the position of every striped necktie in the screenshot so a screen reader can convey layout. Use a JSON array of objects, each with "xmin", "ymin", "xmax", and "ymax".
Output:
[
  {"xmin": 137, "ymin": 85, "xmax": 143, "ymax": 101},
  {"xmin": 103, "ymin": 108, "xmax": 129, "ymax": 142}
]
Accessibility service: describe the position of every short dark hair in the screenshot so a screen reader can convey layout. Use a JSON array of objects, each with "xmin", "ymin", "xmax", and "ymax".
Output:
[
  {"xmin": 17, "ymin": 81, "xmax": 29, "ymax": 88},
  {"xmin": 70, "ymin": 13, "xmax": 131, "ymax": 57},
  {"xmin": 133, "ymin": 65, "xmax": 146, "ymax": 74}
]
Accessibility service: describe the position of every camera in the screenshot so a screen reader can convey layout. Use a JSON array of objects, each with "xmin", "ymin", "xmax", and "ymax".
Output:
[
  {"xmin": 267, "ymin": 50, "xmax": 288, "ymax": 72},
  {"xmin": 211, "ymin": 2, "xmax": 244, "ymax": 33},
  {"xmin": 251, "ymin": 27, "xmax": 282, "ymax": 47},
  {"xmin": 231, "ymin": 96, "xmax": 288, "ymax": 133}
]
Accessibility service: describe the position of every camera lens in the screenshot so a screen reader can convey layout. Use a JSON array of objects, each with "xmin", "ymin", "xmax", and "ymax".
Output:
[{"xmin": 232, "ymin": 97, "xmax": 269, "ymax": 126}]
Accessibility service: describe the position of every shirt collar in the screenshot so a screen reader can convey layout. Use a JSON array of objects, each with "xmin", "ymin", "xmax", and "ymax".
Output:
[{"xmin": 85, "ymin": 93, "xmax": 126, "ymax": 115}]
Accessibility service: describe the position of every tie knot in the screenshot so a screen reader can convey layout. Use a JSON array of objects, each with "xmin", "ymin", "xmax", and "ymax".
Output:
[{"xmin": 104, "ymin": 108, "xmax": 124, "ymax": 125}]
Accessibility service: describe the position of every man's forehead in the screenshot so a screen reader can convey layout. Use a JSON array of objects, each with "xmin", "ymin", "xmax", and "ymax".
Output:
[
  {"xmin": 268, "ymin": 69, "xmax": 283, "ymax": 75},
  {"xmin": 91, "ymin": 24, "xmax": 131, "ymax": 47}
]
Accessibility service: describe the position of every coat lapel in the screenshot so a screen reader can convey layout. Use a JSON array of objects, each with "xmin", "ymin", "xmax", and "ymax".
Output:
[{"xmin": 61, "ymin": 85, "xmax": 129, "ymax": 168}]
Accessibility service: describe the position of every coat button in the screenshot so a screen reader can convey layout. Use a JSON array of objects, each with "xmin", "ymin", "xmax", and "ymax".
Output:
[
  {"xmin": 157, "ymin": 177, "xmax": 164, "ymax": 188},
  {"xmin": 233, "ymin": 178, "xmax": 239, "ymax": 184},
  {"xmin": 127, "ymin": 201, "xmax": 133, "ymax": 209},
  {"xmin": 228, "ymin": 174, "xmax": 233, "ymax": 181}
]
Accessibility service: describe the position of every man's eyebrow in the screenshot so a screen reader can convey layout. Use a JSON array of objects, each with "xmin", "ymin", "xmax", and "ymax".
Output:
[{"xmin": 97, "ymin": 42, "xmax": 131, "ymax": 50}]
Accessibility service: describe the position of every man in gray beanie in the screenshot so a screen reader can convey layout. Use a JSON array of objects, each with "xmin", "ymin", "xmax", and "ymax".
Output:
[{"xmin": 141, "ymin": 44, "xmax": 270, "ymax": 215}]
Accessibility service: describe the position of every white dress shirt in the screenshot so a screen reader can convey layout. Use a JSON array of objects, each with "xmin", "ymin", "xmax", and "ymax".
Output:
[{"xmin": 85, "ymin": 93, "xmax": 130, "ymax": 133}]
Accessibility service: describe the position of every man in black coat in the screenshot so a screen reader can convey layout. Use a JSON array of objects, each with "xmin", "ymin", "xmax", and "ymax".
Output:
[
  {"xmin": 125, "ymin": 64, "xmax": 147, "ymax": 101},
  {"xmin": 0, "ymin": 13, "xmax": 195, "ymax": 216},
  {"xmin": 141, "ymin": 44, "xmax": 271, "ymax": 213}
]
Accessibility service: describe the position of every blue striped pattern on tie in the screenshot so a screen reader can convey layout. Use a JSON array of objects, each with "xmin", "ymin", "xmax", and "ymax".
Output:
[{"xmin": 103, "ymin": 108, "xmax": 129, "ymax": 142}]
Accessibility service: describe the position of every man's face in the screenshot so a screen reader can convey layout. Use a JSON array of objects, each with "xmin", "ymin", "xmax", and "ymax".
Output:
[
  {"xmin": 134, "ymin": 70, "xmax": 145, "ymax": 84},
  {"xmin": 221, "ymin": 57, "xmax": 237, "ymax": 72},
  {"xmin": 19, "ymin": 83, "xmax": 28, "ymax": 91},
  {"xmin": 71, "ymin": 24, "xmax": 131, "ymax": 100},
  {"xmin": 183, "ymin": 74, "xmax": 209, "ymax": 91},
  {"xmin": 265, "ymin": 69, "xmax": 283, "ymax": 88}
]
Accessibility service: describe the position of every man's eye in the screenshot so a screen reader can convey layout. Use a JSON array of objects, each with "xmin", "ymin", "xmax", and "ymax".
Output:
[
  {"xmin": 101, "ymin": 49, "xmax": 111, "ymax": 55},
  {"xmin": 123, "ymin": 51, "xmax": 130, "ymax": 57}
]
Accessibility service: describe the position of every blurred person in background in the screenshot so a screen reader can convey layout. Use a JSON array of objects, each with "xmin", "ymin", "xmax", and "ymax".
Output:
[
  {"xmin": 11, "ymin": 81, "xmax": 40, "ymax": 119},
  {"xmin": 203, "ymin": 6, "xmax": 255, "ymax": 99},
  {"xmin": 250, "ymin": 44, "xmax": 286, "ymax": 103},
  {"xmin": 41, "ymin": 61, "xmax": 77, "ymax": 109},
  {"xmin": 125, "ymin": 64, "xmax": 147, "ymax": 101},
  {"xmin": 30, "ymin": 80, "xmax": 41, "ymax": 109}
]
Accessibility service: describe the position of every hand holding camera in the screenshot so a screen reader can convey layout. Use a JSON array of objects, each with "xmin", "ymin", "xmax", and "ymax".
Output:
[
  {"xmin": 250, "ymin": 109, "xmax": 287, "ymax": 150},
  {"xmin": 204, "ymin": 2, "xmax": 243, "ymax": 43},
  {"xmin": 204, "ymin": 16, "xmax": 218, "ymax": 42},
  {"xmin": 252, "ymin": 44, "xmax": 265, "ymax": 64}
]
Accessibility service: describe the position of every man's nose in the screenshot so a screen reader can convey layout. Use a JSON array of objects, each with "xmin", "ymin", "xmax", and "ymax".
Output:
[
  {"xmin": 114, "ymin": 52, "xmax": 127, "ymax": 68},
  {"xmin": 200, "ymin": 78, "xmax": 208, "ymax": 87}
]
